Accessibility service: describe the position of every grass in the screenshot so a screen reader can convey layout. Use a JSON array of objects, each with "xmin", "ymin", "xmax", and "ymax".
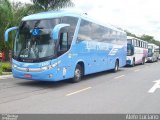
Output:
[{"xmin": 0, "ymin": 61, "xmax": 12, "ymax": 75}]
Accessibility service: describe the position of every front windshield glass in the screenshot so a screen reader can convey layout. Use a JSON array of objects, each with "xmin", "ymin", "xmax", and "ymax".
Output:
[
  {"xmin": 127, "ymin": 39, "xmax": 132, "ymax": 44},
  {"xmin": 148, "ymin": 48, "xmax": 153, "ymax": 57},
  {"xmin": 13, "ymin": 16, "xmax": 78, "ymax": 62},
  {"xmin": 14, "ymin": 19, "xmax": 60, "ymax": 61},
  {"xmin": 127, "ymin": 44, "xmax": 134, "ymax": 56}
]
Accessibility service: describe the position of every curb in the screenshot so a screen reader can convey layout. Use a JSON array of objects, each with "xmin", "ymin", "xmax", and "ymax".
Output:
[{"xmin": 0, "ymin": 74, "xmax": 13, "ymax": 79}]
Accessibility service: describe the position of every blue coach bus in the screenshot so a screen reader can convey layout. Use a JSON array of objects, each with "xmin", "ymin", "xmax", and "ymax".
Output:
[{"xmin": 5, "ymin": 10, "xmax": 127, "ymax": 82}]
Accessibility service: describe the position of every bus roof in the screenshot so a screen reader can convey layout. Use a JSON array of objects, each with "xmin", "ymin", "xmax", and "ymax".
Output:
[
  {"xmin": 148, "ymin": 43, "xmax": 159, "ymax": 48},
  {"xmin": 127, "ymin": 36, "xmax": 147, "ymax": 43},
  {"xmin": 22, "ymin": 9, "xmax": 83, "ymax": 21},
  {"xmin": 22, "ymin": 9, "xmax": 125, "ymax": 33}
]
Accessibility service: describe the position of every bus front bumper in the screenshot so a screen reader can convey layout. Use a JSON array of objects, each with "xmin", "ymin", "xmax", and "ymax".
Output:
[
  {"xmin": 147, "ymin": 57, "xmax": 153, "ymax": 62},
  {"xmin": 126, "ymin": 60, "xmax": 132, "ymax": 65},
  {"xmin": 12, "ymin": 68, "xmax": 61, "ymax": 82}
]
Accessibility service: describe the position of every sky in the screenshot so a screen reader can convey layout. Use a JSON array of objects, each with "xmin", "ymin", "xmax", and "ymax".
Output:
[{"xmin": 11, "ymin": 0, "xmax": 160, "ymax": 41}]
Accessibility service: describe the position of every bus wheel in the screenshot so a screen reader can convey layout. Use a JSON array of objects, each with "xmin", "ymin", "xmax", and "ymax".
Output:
[
  {"xmin": 142, "ymin": 58, "xmax": 145, "ymax": 65},
  {"xmin": 113, "ymin": 60, "xmax": 119, "ymax": 72},
  {"xmin": 72, "ymin": 64, "xmax": 83, "ymax": 83},
  {"xmin": 132, "ymin": 59, "xmax": 135, "ymax": 67}
]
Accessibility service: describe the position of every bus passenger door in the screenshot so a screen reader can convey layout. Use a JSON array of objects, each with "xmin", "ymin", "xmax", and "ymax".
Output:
[
  {"xmin": 51, "ymin": 24, "xmax": 73, "ymax": 79},
  {"xmin": 57, "ymin": 31, "xmax": 74, "ymax": 79},
  {"xmin": 57, "ymin": 32, "xmax": 69, "ymax": 56}
]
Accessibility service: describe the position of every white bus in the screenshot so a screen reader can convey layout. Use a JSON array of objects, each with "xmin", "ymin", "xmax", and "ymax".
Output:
[
  {"xmin": 126, "ymin": 36, "xmax": 148, "ymax": 66},
  {"xmin": 147, "ymin": 43, "xmax": 159, "ymax": 62}
]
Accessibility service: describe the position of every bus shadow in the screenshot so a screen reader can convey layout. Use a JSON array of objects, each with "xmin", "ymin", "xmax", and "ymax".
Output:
[
  {"xmin": 82, "ymin": 69, "xmax": 124, "ymax": 81},
  {"xmin": 124, "ymin": 63, "xmax": 144, "ymax": 68},
  {"xmin": 125, "ymin": 61, "xmax": 155, "ymax": 68},
  {"xmin": 16, "ymin": 80, "xmax": 70, "ymax": 89},
  {"xmin": 16, "ymin": 69, "xmax": 125, "ymax": 88}
]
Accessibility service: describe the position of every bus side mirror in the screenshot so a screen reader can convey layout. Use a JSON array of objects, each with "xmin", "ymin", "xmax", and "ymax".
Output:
[
  {"xmin": 4, "ymin": 26, "xmax": 18, "ymax": 42},
  {"xmin": 51, "ymin": 24, "xmax": 70, "ymax": 42}
]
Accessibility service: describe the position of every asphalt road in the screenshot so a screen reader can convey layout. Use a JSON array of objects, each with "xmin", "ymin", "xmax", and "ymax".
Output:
[{"xmin": 0, "ymin": 62, "xmax": 160, "ymax": 113}]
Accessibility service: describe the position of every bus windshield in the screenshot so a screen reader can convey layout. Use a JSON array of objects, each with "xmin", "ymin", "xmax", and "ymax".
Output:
[
  {"xmin": 148, "ymin": 48, "xmax": 153, "ymax": 57},
  {"xmin": 14, "ymin": 19, "xmax": 60, "ymax": 62},
  {"xmin": 127, "ymin": 44, "xmax": 134, "ymax": 56},
  {"xmin": 13, "ymin": 16, "xmax": 78, "ymax": 62}
]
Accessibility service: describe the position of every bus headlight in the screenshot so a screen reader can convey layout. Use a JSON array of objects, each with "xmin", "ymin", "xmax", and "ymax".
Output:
[
  {"xmin": 127, "ymin": 58, "xmax": 131, "ymax": 60},
  {"xmin": 12, "ymin": 64, "xmax": 17, "ymax": 68},
  {"xmin": 41, "ymin": 66, "xmax": 49, "ymax": 71},
  {"xmin": 41, "ymin": 62, "xmax": 60, "ymax": 71}
]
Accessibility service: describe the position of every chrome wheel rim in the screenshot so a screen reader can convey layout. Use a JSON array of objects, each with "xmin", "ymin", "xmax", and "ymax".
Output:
[{"xmin": 75, "ymin": 68, "xmax": 81, "ymax": 80}]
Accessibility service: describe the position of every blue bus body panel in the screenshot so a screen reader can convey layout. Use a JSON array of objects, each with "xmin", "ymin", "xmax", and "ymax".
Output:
[
  {"xmin": 71, "ymin": 41, "xmax": 126, "ymax": 75},
  {"xmin": 12, "ymin": 40, "xmax": 126, "ymax": 81}
]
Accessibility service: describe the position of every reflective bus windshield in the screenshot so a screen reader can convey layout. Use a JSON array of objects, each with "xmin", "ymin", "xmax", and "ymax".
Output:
[
  {"xmin": 148, "ymin": 48, "xmax": 153, "ymax": 57},
  {"xmin": 127, "ymin": 44, "xmax": 134, "ymax": 56},
  {"xmin": 13, "ymin": 16, "xmax": 78, "ymax": 62},
  {"xmin": 14, "ymin": 19, "xmax": 60, "ymax": 60}
]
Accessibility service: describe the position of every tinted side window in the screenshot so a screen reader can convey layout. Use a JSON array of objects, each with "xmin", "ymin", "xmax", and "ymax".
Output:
[
  {"xmin": 78, "ymin": 19, "xmax": 126, "ymax": 45},
  {"xmin": 62, "ymin": 16, "xmax": 78, "ymax": 45},
  {"xmin": 92, "ymin": 23, "xmax": 109, "ymax": 42},
  {"xmin": 78, "ymin": 20, "xmax": 92, "ymax": 41},
  {"xmin": 78, "ymin": 20, "xmax": 107, "ymax": 42}
]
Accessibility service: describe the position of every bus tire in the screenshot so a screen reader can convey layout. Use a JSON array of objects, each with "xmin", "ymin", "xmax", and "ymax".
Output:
[
  {"xmin": 113, "ymin": 60, "xmax": 119, "ymax": 72},
  {"xmin": 141, "ymin": 57, "xmax": 145, "ymax": 65},
  {"xmin": 71, "ymin": 64, "xmax": 83, "ymax": 83},
  {"xmin": 131, "ymin": 58, "xmax": 135, "ymax": 67}
]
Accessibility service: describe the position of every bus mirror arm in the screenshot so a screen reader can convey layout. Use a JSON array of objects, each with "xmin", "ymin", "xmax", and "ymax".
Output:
[
  {"xmin": 51, "ymin": 24, "xmax": 70, "ymax": 42},
  {"xmin": 4, "ymin": 26, "xmax": 18, "ymax": 42}
]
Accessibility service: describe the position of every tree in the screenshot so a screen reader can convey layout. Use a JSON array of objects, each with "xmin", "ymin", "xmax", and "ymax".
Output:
[
  {"xmin": 12, "ymin": 2, "xmax": 34, "ymax": 25},
  {"xmin": 0, "ymin": 0, "xmax": 74, "ymax": 61},
  {"xmin": 0, "ymin": 0, "xmax": 32, "ymax": 60},
  {"xmin": 141, "ymin": 34, "xmax": 154, "ymax": 42},
  {"xmin": 31, "ymin": 0, "xmax": 74, "ymax": 11},
  {"xmin": 125, "ymin": 30, "xmax": 160, "ymax": 46},
  {"xmin": 0, "ymin": 0, "xmax": 13, "ymax": 52},
  {"xmin": 140, "ymin": 34, "xmax": 160, "ymax": 46},
  {"xmin": 125, "ymin": 30, "xmax": 137, "ymax": 38}
]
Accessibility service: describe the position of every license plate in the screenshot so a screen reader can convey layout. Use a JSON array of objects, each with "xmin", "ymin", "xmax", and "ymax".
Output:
[{"xmin": 24, "ymin": 74, "xmax": 32, "ymax": 78}]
